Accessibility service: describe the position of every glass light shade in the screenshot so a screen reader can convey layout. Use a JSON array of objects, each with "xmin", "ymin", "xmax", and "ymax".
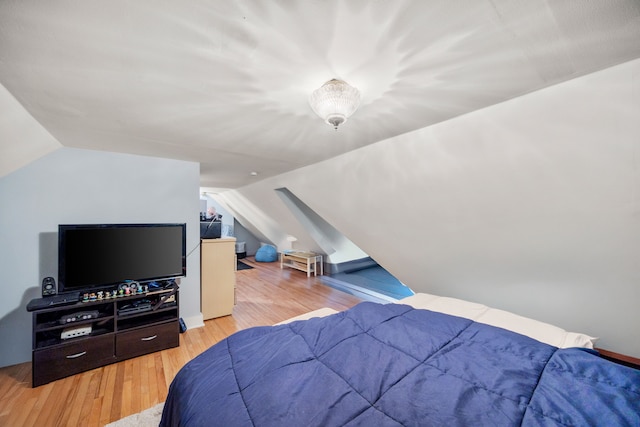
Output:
[{"xmin": 309, "ymin": 79, "xmax": 361, "ymax": 129}]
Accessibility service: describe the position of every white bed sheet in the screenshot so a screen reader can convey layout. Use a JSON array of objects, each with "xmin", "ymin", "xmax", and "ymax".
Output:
[{"xmin": 276, "ymin": 293, "xmax": 597, "ymax": 349}]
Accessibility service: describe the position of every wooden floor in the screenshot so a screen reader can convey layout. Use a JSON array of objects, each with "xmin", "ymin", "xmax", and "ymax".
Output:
[{"xmin": 0, "ymin": 258, "xmax": 362, "ymax": 427}]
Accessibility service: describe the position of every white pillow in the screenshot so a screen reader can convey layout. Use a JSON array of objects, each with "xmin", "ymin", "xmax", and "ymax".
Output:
[
  {"xmin": 401, "ymin": 293, "xmax": 597, "ymax": 349},
  {"xmin": 401, "ymin": 293, "xmax": 489, "ymax": 320},
  {"xmin": 475, "ymin": 308, "xmax": 596, "ymax": 349}
]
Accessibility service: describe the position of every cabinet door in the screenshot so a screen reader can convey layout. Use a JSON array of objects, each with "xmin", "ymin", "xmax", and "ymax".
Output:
[
  {"xmin": 116, "ymin": 321, "xmax": 179, "ymax": 359},
  {"xmin": 33, "ymin": 334, "xmax": 115, "ymax": 387},
  {"xmin": 201, "ymin": 238, "xmax": 236, "ymax": 319}
]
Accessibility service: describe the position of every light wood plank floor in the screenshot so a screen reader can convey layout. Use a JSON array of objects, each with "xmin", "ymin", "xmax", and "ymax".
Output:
[{"xmin": 0, "ymin": 258, "xmax": 362, "ymax": 427}]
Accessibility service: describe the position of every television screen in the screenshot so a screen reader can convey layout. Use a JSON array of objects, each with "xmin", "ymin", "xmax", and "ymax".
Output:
[{"xmin": 58, "ymin": 223, "xmax": 186, "ymax": 294}]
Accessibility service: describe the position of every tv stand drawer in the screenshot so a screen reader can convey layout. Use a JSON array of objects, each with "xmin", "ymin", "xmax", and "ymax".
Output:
[
  {"xmin": 33, "ymin": 334, "xmax": 115, "ymax": 387},
  {"xmin": 116, "ymin": 321, "xmax": 179, "ymax": 360}
]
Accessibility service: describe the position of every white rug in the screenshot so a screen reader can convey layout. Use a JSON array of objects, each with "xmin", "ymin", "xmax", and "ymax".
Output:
[{"xmin": 105, "ymin": 402, "xmax": 164, "ymax": 427}]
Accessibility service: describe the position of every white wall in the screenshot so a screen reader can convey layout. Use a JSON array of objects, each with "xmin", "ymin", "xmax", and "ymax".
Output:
[
  {"xmin": 225, "ymin": 59, "xmax": 640, "ymax": 357},
  {"xmin": 0, "ymin": 83, "xmax": 62, "ymax": 178},
  {"xmin": 275, "ymin": 187, "xmax": 368, "ymax": 264},
  {"xmin": 0, "ymin": 147, "xmax": 201, "ymax": 368}
]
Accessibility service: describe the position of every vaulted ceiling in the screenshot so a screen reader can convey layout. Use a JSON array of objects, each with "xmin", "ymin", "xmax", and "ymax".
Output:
[{"xmin": 1, "ymin": 0, "xmax": 639, "ymax": 189}]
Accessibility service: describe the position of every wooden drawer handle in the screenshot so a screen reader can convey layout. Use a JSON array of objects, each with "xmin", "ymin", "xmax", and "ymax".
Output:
[
  {"xmin": 141, "ymin": 335, "xmax": 157, "ymax": 341},
  {"xmin": 65, "ymin": 351, "xmax": 87, "ymax": 359}
]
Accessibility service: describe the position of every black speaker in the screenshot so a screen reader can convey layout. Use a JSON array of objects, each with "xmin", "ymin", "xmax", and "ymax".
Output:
[{"xmin": 42, "ymin": 277, "xmax": 57, "ymax": 297}]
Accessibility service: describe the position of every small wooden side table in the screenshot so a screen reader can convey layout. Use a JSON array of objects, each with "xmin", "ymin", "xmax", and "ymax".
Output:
[{"xmin": 280, "ymin": 251, "xmax": 323, "ymax": 277}]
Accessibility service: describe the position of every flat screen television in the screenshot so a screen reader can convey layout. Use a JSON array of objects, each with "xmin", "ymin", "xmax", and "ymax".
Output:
[{"xmin": 58, "ymin": 223, "xmax": 186, "ymax": 294}]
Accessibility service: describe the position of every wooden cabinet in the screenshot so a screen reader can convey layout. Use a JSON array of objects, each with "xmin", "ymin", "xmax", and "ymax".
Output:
[
  {"xmin": 201, "ymin": 238, "xmax": 236, "ymax": 319},
  {"xmin": 30, "ymin": 287, "xmax": 179, "ymax": 387}
]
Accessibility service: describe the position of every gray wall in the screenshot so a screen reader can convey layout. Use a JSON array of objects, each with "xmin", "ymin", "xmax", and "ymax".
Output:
[
  {"xmin": 0, "ymin": 147, "xmax": 201, "ymax": 368},
  {"xmin": 233, "ymin": 220, "xmax": 261, "ymax": 256},
  {"xmin": 222, "ymin": 59, "xmax": 640, "ymax": 357}
]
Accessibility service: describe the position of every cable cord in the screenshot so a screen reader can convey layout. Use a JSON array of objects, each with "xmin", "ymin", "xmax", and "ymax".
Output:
[{"xmin": 186, "ymin": 241, "xmax": 200, "ymax": 258}]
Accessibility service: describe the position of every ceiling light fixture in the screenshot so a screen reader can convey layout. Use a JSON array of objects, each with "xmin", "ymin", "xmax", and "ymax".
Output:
[{"xmin": 309, "ymin": 79, "xmax": 361, "ymax": 130}]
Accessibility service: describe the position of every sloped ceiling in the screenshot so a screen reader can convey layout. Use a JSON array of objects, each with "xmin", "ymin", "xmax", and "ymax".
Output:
[{"xmin": 1, "ymin": 0, "xmax": 639, "ymax": 188}]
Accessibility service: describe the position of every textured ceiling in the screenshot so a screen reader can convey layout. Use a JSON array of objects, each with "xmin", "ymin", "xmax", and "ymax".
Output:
[{"xmin": 1, "ymin": 0, "xmax": 639, "ymax": 189}]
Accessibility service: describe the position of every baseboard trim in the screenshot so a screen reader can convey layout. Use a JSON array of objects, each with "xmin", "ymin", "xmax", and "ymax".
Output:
[{"xmin": 320, "ymin": 276, "xmax": 397, "ymax": 303}]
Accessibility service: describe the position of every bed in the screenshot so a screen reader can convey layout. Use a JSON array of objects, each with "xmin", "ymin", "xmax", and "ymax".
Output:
[{"xmin": 160, "ymin": 294, "xmax": 640, "ymax": 426}]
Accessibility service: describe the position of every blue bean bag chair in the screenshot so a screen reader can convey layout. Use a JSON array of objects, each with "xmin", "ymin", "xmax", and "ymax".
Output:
[{"xmin": 255, "ymin": 244, "xmax": 278, "ymax": 262}]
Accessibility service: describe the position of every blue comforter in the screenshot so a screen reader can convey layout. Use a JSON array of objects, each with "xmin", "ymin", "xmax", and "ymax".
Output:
[{"xmin": 160, "ymin": 302, "xmax": 640, "ymax": 426}]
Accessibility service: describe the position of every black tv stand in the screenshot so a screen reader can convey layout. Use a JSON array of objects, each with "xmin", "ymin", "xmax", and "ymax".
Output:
[{"xmin": 28, "ymin": 288, "xmax": 179, "ymax": 387}]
